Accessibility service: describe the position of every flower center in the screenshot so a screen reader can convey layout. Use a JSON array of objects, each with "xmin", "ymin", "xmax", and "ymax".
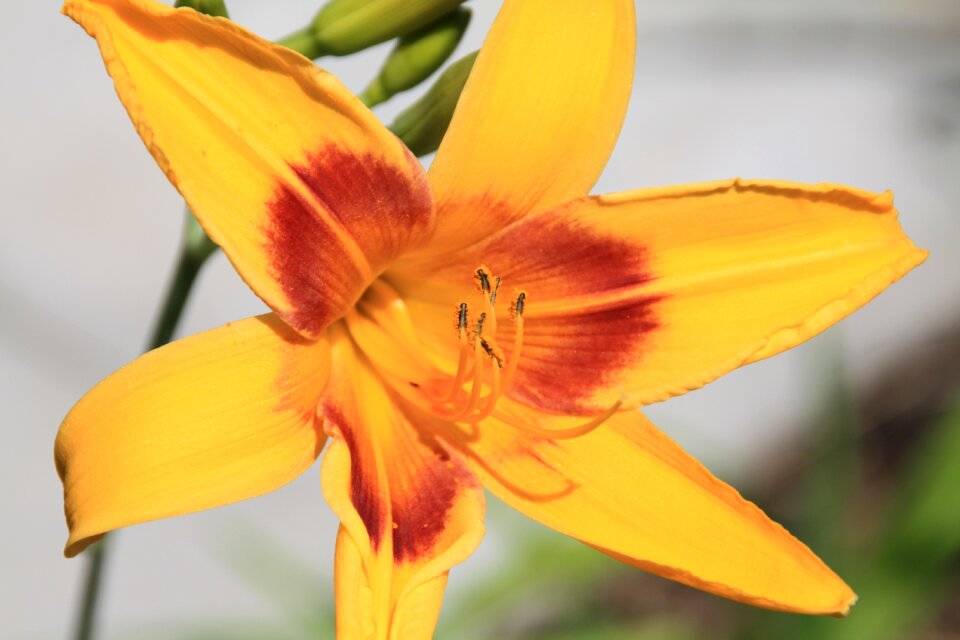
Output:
[
  {"xmin": 428, "ymin": 266, "xmax": 521, "ymax": 423},
  {"xmin": 346, "ymin": 268, "xmax": 619, "ymax": 439}
]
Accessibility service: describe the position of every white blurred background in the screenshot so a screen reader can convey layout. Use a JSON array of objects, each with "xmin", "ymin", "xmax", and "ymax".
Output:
[{"xmin": 2, "ymin": 0, "xmax": 959, "ymax": 637}]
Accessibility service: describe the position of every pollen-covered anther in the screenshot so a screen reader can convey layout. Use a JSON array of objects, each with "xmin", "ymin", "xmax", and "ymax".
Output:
[
  {"xmin": 428, "ymin": 274, "xmax": 616, "ymax": 438},
  {"xmin": 479, "ymin": 338, "xmax": 504, "ymax": 368},
  {"xmin": 439, "ymin": 302, "xmax": 472, "ymax": 404},
  {"xmin": 430, "ymin": 267, "xmax": 524, "ymax": 423},
  {"xmin": 474, "ymin": 266, "xmax": 492, "ymax": 294}
]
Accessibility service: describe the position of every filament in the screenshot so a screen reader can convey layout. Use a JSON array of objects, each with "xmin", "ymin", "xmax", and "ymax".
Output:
[
  {"xmin": 366, "ymin": 267, "xmax": 611, "ymax": 443},
  {"xmin": 431, "ymin": 272, "xmax": 527, "ymax": 423},
  {"xmin": 495, "ymin": 400, "xmax": 623, "ymax": 440}
]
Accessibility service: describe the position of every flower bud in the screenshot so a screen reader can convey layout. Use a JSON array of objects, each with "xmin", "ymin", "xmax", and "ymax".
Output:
[
  {"xmin": 309, "ymin": 0, "xmax": 467, "ymax": 57},
  {"xmin": 173, "ymin": 0, "xmax": 229, "ymax": 18},
  {"xmin": 390, "ymin": 51, "xmax": 476, "ymax": 157},
  {"xmin": 361, "ymin": 8, "xmax": 471, "ymax": 107}
]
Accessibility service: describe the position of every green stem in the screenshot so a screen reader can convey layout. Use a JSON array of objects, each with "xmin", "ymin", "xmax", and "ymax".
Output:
[
  {"xmin": 73, "ymin": 540, "xmax": 107, "ymax": 640},
  {"xmin": 72, "ymin": 212, "xmax": 214, "ymax": 640},
  {"xmin": 146, "ymin": 246, "xmax": 207, "ymax": 350}
]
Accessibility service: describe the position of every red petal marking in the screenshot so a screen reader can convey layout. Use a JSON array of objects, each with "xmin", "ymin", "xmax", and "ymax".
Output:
[
  {"xmin": 324, "ymin": 403, "xmax": 387, "ymax": 550},
  {"xmin": 514, "ymin": 300, "xmax": 661, "ymax": 413},
  {"xmin": 389, "ymin": 435, "xmax": 463, "ymax": 563},
  {"xmin": 266, "ymin": 145, "xmax": 433, "ymax": 335},
  {"xmin": 481, "ymin": 211, "xmax": 663, "ymax": 414},
  {"xmin": 482, "ymin": 207, "xmax": 654, "ymax": 294},
  {"xmin": 291, "ymin": 146, "xmax": 434, "ymax": 257},
  {"xmin": 323, "ymin": 400, "xmax": 475, "ymax": 563}
]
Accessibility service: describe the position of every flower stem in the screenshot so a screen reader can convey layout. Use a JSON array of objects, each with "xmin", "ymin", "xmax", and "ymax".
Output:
[
  {"xmin": 72, "ymin": 210, "xmax": 216, "ymax": 640},
  {"xmin": 73, "ymin": 540, "xmax": 107, "ymax": 640},
  {"xmin": 147, "ymin": 215, "xmax": 216, "ymax": 350}
]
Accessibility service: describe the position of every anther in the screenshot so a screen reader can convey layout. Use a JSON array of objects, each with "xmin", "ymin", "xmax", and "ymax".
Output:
[
  {"xmin": 490, "ymin": 277, "xmax": 501, "ymax": 305},
  {"xmin": 500, "ymin": 291, "xmax": 526, "ymax": 392},
  {"xmin": 514, "ymin": 291, "xmax": 526, "ymax": 317},
  {"xmin": 433, "ymin": 274, "xmax": 527, "ymax": 423},
  {"xmin": 447, "ymin": 330, "xmax": 488, "ymax": 420},
  {"xmin": 475, "ymin": 268, "xmax": 491, "ymax": 294},
  {"xmin": 475, "ymin": 311, "xmax": 486, "ymax": 337},
  {"xmin": 480, "ymin": 337, "xmax": 504, "ymax": 367},
  {"xmin": 475, "ymin": 267, "xmax": 499, "ymax": 337},
  {"xmin": 441, "ymin": 303, "xmax": 473, "ymax": 404}
]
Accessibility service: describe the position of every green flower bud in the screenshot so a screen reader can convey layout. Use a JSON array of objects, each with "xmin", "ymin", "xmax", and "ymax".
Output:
[
  {"xmin": 390, "ymin": 51, "xmax": 477, "ymax": 157},
  {"xmin": 173, "ymin": 0, "xmax": 229, "ymax": 19},
  {"xmin": 361, "ymin": 8, "xmax": 471, "ymax": 107},
  {"xmin": 309, "ymin": 0, "xmax": 467, "ymax": 57}
]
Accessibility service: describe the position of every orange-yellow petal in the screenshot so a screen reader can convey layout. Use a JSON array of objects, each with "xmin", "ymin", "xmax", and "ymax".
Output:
[
  {"xmin": 393, "ymin": 179, "xmax": 925, "ymax": 414},
  {"xmin": 334, "ymin": 526, "xmax": 449, "ymax": 640},
  {"xmin": 424, "ymin": 0, "xmax": 635, "ymax": 253},
  {"xmin": 320, "ymin": 324, "xmax": 485, "ymax": 638},
  {"xmin": 446, "ymin": 407, "xmax": 856, "ymax": 615},
  {"xmin": 55, "ymin": 314, "xmax": 330, "ymax": 557},
  {"xmin": 64, "ymin": 0, "xmax": 434, "ymax": 338}
]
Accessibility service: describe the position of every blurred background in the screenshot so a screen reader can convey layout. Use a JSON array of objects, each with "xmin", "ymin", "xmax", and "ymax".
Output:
[{"xmin": 2, "ymin": 0, "xmax": 959, "ymax": 638}]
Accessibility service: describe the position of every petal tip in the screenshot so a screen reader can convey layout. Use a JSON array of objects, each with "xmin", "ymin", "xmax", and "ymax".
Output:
[
  {"xmin": 64, "ymin": 532, "xmax": 102, "ymax": 559},
  {"xmin": 872, "ymin": 189, "xmax": 895, "ymax": 210},
  {"xmin": 823, "ymin": 586, "xmax": 858, "ymax": 618}
]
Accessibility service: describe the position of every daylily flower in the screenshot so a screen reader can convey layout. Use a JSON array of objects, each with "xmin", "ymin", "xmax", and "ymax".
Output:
[{"xmin": 57, "ymin": 0, "xmax": 925, "ymax": 636}]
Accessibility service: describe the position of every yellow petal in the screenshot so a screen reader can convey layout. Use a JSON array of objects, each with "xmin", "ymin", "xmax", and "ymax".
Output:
[
  {"xmin": 424, "ymin": 0, "xmax": 635, "ymax": 253},
  {"xmin": 334, "ymin": 526, "xmax": 448, "ymax": 640},
  {"xmin": 55, "ymin": 314, "xmax": 330, "ymax": 557},
  {"xmin": 393, "ymin": 179, "xmax": 926, "ymax": 413},
  {"xmin": 320, "ymin": 324, "xmax": 485, "ymax": 638},
  {"xmin": 64, "ymin": 0, "xmax": 434, "ymax": 338},
  {"xmin": 446, "ymin": 407, "xmax": 856, "ymax": 615}
]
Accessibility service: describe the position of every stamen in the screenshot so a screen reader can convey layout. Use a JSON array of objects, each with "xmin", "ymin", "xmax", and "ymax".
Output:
[
  {"xmin": 449, "ymin": 330, "xmax": 487, "ymax": 419},
  {"xmin": 455, "ymin": 290, "xmax": 523, "ymax": 423},
  {"xmin": 440, "ymin": 303, "xmax": 472, "ymax": 403},
  {"xmin": 475, "ymin": 267, "xmax": 491, "ymax": 294},
  {"xmin": 465, "ymin": 355, "xmax": 502, "ymax": 422},
  {"xmin": 513, "ymin": 291, "xmax": 526, "ymax": 317},
  {"xmin": 427, "ymin": 275, "xmax": 533, "ymax": 430},
  {"xmin": 500, "ymin": 292, "xmax": 526, "ymax": 391},
  {"xmin": 476, "ymin": 266, "xmax": 500, "ymax": 338},
  {"xmin": 490, "ymin": 277, "xmax": 501, "ymax": 305},
  {"xmin": 474, "ymin": 311, "xmax": 486, "ymax": 335},
  {"xmin": 457, "ymin": 302, "xmax": 469, "ymax": 335},
  {"xmin": 352, "ymin": 274, "xmax": 609, "ymax": 445},
  {"xmin": 480, "ymin": 337, "xmax": 504, "ymax": 368},
  {"xmin": 438, "ymin": 311, "xmax": 488, "ymax": 419}
]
